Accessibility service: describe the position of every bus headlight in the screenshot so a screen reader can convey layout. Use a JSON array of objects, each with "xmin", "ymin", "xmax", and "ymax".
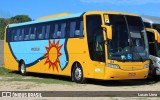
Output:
[
  {"xmin": 106, "ymin": 63, "xmax": 120, "ymax": 69},
  {"xmin": 144, "ymin": 64, "xmax": 149, "ymax": 68}
]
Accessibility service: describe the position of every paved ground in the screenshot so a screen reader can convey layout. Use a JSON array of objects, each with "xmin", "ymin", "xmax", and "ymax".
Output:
[
  {"xmin": 0, "ymin": 75, "xmax": 160, "ymax": 100},
  {"xmin": 0, "ymin": 40, "xmax": 4, "ymax": 66}
]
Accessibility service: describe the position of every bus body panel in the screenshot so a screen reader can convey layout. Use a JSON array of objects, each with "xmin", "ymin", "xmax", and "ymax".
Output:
[
  {"xmin": 4, "ymin": 11, "xmax": 150, "ymax": 81},
  {"xmin": 4, "ymin": 41, "xmax": 19, "ymax": 71}
]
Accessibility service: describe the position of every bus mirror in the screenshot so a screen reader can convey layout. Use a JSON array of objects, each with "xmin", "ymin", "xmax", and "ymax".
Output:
[{"xmin": 101, "ymin": 25, "xmax": 112, "ymax": 40}]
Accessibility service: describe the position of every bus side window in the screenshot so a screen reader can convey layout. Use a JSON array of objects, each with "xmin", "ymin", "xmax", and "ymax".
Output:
[
  {"xmin": 53, "ymin": 24, "xmax": 59, "ymax": 38},
  {"xmin": 45, "ymin": 25, "xmax": 50, "ymax": 39},
  {"xmin": 24, "ymin": 27, "xmax": 30, "ymax": 40},
  {"xmin": 61, "ymin": 23, "xmax": 66, "ymax": 38},
  {"xmin": 70, "ymin": 22, "xmax": 76, "ymax": 37},
  {"xmin": 57, "ymin": 31, "xmax": 61, "ymax": 38},
  {"xmin": 17, "ymin": 29, "xmax": 21, "ymax": 41},
  {"xmin": 75, "ymin": 21, "xmax": 80, "ymax": 37},
  {"xmin": 75, "ymin": 21, "xmax": 83, "ymax": 37},
  {"xmin": 37, "ymin": 26, "xmax": 43, "ymax": 39},
  {"xmin": 19, "ymin": 29, "xmax": 24, "ymax": 41},
  {"xmin": 30, "ymin": 27, "xmax": 36, "ymax": 40},
  {"xmin": 53, "ymin": 23, "xmax": 62, "ymax": 38},
  {"xmin": 80, "ymin": 21, "xmax": 84, "ymax": 36},
  {"xmin": 12, "ymin": 30, "xmax": 15, "ymax": 41},
  {"xmin": 14, "ymin": 29, "xmax": 18, "ymax": 41},
  {"xmin": 21, "ymin": 29, "xmax": 25, "ymax": 40},
  {"xmin": 6, "ymin": 28, "xmax": 12, "ymax": 42},
  {"xmin": 41, "ymin": 26, "xmax": 45, "ymax": 39}
]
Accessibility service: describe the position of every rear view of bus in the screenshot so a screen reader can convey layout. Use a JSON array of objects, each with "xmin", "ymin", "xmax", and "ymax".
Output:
[{"xmin": 142, "ymin": 15, "xmax": 160, "ymax": 75}]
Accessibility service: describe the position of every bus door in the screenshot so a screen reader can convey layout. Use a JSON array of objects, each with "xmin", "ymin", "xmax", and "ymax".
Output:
[{"xmin": 86, "ymin": 15, "xmax": 106, "ymax": 79}]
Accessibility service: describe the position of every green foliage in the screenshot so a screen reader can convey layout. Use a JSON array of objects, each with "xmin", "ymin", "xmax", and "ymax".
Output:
[
  {"xmin": 0, "ymin": 67, "xmax": 73, "ymax": 84},
  {"xmin": 10, "ymin": 15, "xmax": 32, "ymax": 23},
  {"xmin": 0, "ymin": 15, "xmax": 32, "ymax": 40}
]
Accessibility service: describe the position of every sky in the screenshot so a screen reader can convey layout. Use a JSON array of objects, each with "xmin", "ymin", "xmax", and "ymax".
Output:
[{"xmin": 0, "ymin": 0, "xmax": 160, "ymax": 20}]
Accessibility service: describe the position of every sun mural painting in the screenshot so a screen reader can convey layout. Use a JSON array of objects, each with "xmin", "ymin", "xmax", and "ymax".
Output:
[{"xmin": 44, "ymin": 40, "xmax": 63, "ymax": 72}]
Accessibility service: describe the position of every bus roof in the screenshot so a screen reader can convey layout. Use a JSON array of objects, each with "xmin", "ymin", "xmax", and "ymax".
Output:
[
  {"xmin": 141, "ymin": 15, "xmax": 160, "ymax": 24},
  {"xmin": 9, "ymin": 12, "xmax": 84, "ymax": 28},
  {"xmin": 8, "ymin": 11, "xmax": 139, "ymax": 28},
  {"xmin": 37, "ymin": 12, "xmax": 72, "ymax": 20}
]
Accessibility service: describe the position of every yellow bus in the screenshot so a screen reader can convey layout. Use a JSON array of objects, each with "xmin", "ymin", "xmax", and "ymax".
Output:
[
  {"xmin": 4, "ymin": 11, "xmax": 150, "ymax": 83},
  {"xmin": 142, "ymin": 15, "xmax": 160, "ymax": 76}
]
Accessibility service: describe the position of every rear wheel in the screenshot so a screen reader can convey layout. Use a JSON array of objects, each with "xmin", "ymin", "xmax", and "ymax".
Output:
[
  {"xmin": 19, "ymin": 61, "xmax": 27, "ymax": 76},
  {"xmin": 72, "ymin": 63, "xmax": 86, "ymax": 83}
]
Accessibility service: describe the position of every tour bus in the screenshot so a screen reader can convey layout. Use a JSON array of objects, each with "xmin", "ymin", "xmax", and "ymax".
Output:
[
  {"xmin": 142, "ymin": 15, "xmax": 160, "ymax": 75},
  {"xmin": 4, "ymin": 11, "xmax": 150, "ymax": 83}
]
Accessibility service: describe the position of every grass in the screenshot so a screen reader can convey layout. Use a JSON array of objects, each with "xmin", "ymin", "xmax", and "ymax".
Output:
[
  {"xmin": 0, "ymin": 67, "xmax": 18, "ymax": 76},
  {"xmin": 0, "ymin": 67, "xmax": 74, "ymax": 85},
  {"xmin": 1, "ymin": 67, "xmax": 159, "ymax": 86}
]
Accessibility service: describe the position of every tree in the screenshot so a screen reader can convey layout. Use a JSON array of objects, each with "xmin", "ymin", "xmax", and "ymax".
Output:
[
  {"xmin": 10, "ymin": 15, "xmax": 32, "ymax": 23},
  {"xmin": 0, "ymin": 15, "xmax": 32, "ymax": 40},
  {"xmin": 0, "ymin": 18, "xmax": 9, "ymax": 40}
]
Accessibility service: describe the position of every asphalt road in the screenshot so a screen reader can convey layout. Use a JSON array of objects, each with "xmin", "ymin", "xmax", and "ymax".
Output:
[{"xmin": 0, "ymin": 40, "xmax": 4, "ymax": 66}]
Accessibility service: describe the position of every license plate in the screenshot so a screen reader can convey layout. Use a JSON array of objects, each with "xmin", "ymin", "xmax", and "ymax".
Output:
[{"xmin": 128, "ymin": 73, "xmax": 136, "ymax": 76}]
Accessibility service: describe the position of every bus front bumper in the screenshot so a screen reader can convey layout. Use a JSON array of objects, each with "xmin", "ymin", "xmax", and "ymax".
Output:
[{"xmin": 104, "ymin": 67, "xmax": 149, "ymax": 80}]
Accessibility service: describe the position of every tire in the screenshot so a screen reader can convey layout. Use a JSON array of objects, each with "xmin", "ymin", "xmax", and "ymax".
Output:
[
  {"xmin": 19, "ymin": 61, "xmax": 27, "ymax": 76},
  {"xmin": 72, "ymin": 63, "xmax": 86, "ymax": 84}
]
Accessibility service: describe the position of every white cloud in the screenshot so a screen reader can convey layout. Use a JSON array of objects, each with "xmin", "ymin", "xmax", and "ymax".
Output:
[{"xmin": 80, "ymin": 0, "xmax": 160, "ymax": 4}]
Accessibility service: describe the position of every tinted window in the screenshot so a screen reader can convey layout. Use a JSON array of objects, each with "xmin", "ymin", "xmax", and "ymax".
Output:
[
  {"xmin": 6, "ymin": 28, "xmax": 12, "ymax": 42},
  {"xmin": 37, "ymin": 26, "xmax": 43, "ymax": 39},
  {"xmin": 86, "ymin": 15, "xmax": 104, "ymax": 61},
  {"xmin": 153, "ymin": 24, "xmax": 160, "ymax": 33},
  {"xmin": 45, "ymin": 25, "xmax": 50, "ymax": 39},
  {"xmin": 69, "ymin": 20, "xmax": 83, "ymax": 38},
  {"xmin": 19, "ymin": 29, "xmax": 24, "ymax": 41},
  {"xmin": 53, "ymin": 24, "xmax": 60, "ymax": 38},
  {"xmin": 79, "ymin": 21, "xmax": 83, "ymax": 36},
  {"xmin": 30, "ymin": 27, "xmax": 36, "ymax": 40},
  {"xmin": 144, "ymin": 22, "xmax": 151, "ymax": 28},
  {"xmin": 70, "ymin": 22, "xmax": 76, "ymax": 37},
  {"xmin": 14, "ymin": 29, "xmax": 18, "ymax": 41},
  {"xmin": 7, "ymin": 18, "xmax": 83, "ymax": 42},
  {"xmin": 24, "ymin": 27, "xmax": 31, "ymax": 40},
  {"xmin": 61, "ymin": 23, "xmax": 66, "ymax": 38}
]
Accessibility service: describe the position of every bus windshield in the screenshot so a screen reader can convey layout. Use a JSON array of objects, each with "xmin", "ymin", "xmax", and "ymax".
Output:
[
  {"xmin": 107, "ymin": 15, "xmax": 148, "ymax": 61},
  {"xmin": 153, "ymin": 24, "xmax": 160, "ymax": 33}
]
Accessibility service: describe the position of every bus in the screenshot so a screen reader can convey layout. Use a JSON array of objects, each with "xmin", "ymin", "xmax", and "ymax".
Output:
[
  {"xmin": 4, "ymin": 11, "xmax": 150, "ymax": 83},
  {"xmin": 142, "ymin": 15, "xmax": 160, "ymax": 75}
]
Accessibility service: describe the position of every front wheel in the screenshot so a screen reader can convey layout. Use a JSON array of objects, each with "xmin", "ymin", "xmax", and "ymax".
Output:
[
  {"xmin": 19, "ymin": 61, "xmax": 27, "ymax": 76},
  {"xmin": 72, "ymin": 63, "xmax": 86, "ymax": 84}
]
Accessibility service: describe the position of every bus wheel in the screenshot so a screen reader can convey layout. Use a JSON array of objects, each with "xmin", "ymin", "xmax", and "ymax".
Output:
[
  {"xmin": 19, "ymin": 61, "xmax": 27, "ymax": 76},
  {"xmin": 72, "ymin": 63, "xmax": 86, "ymax": 84}
]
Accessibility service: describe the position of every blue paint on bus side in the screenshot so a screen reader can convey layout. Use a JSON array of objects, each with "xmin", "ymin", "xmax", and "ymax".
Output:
[{"xmin": 9, "ymin": 39, "xmax": 68, "ymax": 70}]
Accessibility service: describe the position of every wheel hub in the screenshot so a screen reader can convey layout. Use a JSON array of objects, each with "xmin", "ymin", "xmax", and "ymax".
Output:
[
  {"xmin": 21, "ymin": 64, "xmax": 25, "ymax": 74},
  {"xmin": 75, "ymin": 67, "xmax": 82, "ymax": 80}
]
